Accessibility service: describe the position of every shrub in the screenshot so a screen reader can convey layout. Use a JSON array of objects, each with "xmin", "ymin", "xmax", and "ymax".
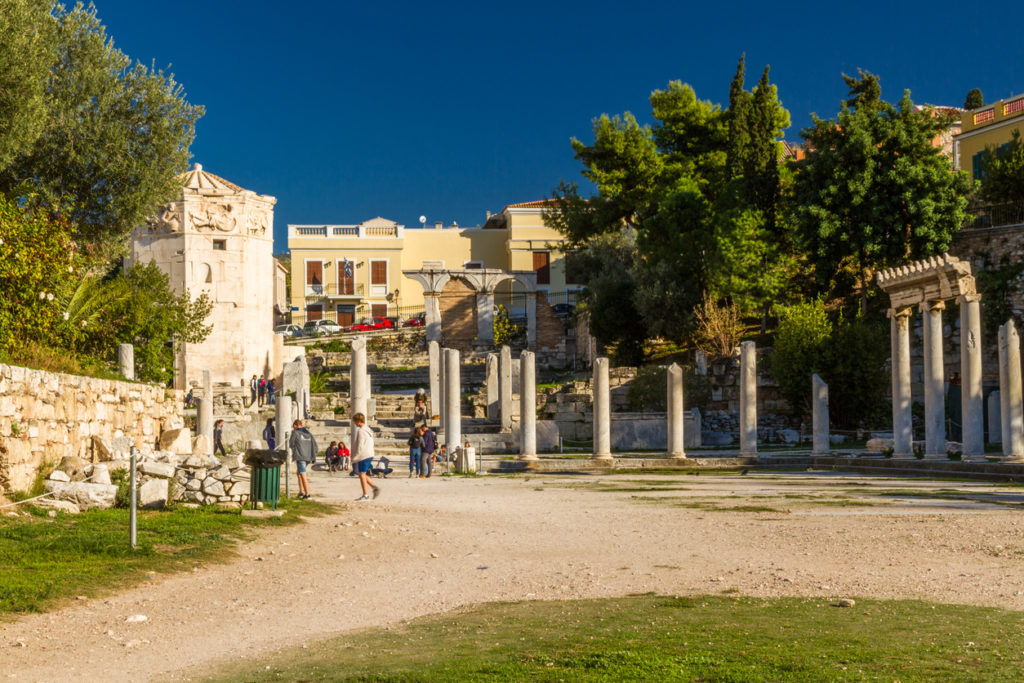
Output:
[
  {"xmin": 627, "ymin": 365, "xmax": 711, "ymax": 414},
  {"xmin": 770, "ymin": 300, "xmax": 832, "ymax": 417},
  {"xmin": 494, "ymin": 305, "xmax": 522, "ymax": 346},
  {"xmin": 693, "ymin": 295, "xmax": 746, "ymax": 358}
]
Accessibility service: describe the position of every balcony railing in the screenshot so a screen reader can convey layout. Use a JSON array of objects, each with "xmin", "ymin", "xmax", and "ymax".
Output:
[
  {"xmin": 305, "ymin": 282, "xmax": 365, "ymax": 298},
  {"xmin": 289, "ymin": 224, "xmax": 404, "ymax": 239},
  {"xmin": 965, "ymin": 202, "xmax": 1024, "ymax": 231}
]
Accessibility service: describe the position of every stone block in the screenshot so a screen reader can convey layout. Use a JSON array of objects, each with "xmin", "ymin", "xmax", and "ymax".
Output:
[
  {"xmin": 90, "ymin": 463, "xmax": 112, "ymax": 486},
  {"xmin": 777, "ymin": 429, "xmax": 800, "ymax": 443},
  {"xmin": 185, "ymin": 478, "xmax": 201, "ymax": 491},
  {"xmin": 139, "ymin": 478, "xmax": 168, "ymax": 509},
  {"xmin": 34, "ymin": 498, "xmax": 80, "ymax": 514},
  {"xmin": 204, "ymin": 479, "xmax": 226, "ymax": 497},
  {"xmin": 44, "ymin": 480, "xmax": 117, "ymax": 510},
  {"xmin": 191, "ymin": 434, "xmax": 211, "ymax": 457},
  {"xmin": 57, "ymin": 455, "xmax": 90, "ymax": 481},
  {"xmin": 865, "ymin": 437, "xmax": 894, "ymax": 452},
  {"xmin": 159, "ymin": 427, "xmax": 192, "ymax": 455},
  {"xmin": 91, "ymin": 435, "xmax": 114, "ymax": 461},
  {"xmin": 212, "ymin": 466, "xmax": 232, "ymax": 481},
  {"xmin": 48, "ymin": 470, "xmax": 71, "ymax": 483},
  {"xmin": 139, "ymin": 461, "xmax": 176, "ymax": 479}
]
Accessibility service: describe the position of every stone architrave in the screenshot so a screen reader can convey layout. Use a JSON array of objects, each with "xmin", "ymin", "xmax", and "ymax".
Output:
[
  {"xmin": 921, "ymin": 300, "xmax": 946, "ymax": 458},
  {"xmin": 812, "ymin": 374, "xmax": 829, "ymax": 455},
  {"xmin": 444, "ymin": 348, "xmax": 462, "ymax": 452},
  {"xmin": 118, "ymin": 344, "xmax": 134, "ymax": 380},
  {"xmin": 1000, "ymin": 321, "xmax": 1024, "ymax": 460},
  {"xmin": 988, "ymin": 390, "xmax": 1002, "ymax": 444},
  {"xmin": 519, "ymin": 350, "xmax": 538, "ymax": 460},
  {"xmin": 350, "ymin": 336, "xmax": 368, "ymax": 419},
  {"xmin": 486, "ymin": 353, "xmax": 498, "ymax": 421},
  {"xmin": 666, "ymin": 363, "xmax": 685, "ymax": 458},
  {"xmin": 499, "ymin": 345, "xmax": 513, "ymax": 432},
  {"xmin": 889, "ymin": 308, "xmax": 914, "ymax": 457},
  {"xmin": 428, "ymin": 340, "xmax": 441, "ymax": 419},
  {"xmin": 592, "ymin": 357, "xmax": 612, "ymax": 459},
  {"xmin": 959, "ymin": 295, "xmax": 984, "ymax": 459},
  {"xmin": 739, "ymin": 341, "xmax": 757, "ymax": 457}
]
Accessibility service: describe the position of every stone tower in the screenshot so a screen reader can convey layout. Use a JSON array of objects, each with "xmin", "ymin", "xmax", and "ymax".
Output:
[{"xmin": 128, "ymin": 164, "xmax": 281, "ymax": 390}]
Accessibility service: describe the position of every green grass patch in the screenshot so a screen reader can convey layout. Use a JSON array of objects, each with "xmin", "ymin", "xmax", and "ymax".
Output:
[
  {"xmin": 0, "ymin": 498, "xmax": 331, "ymax": 615},
  {"xmin": 207, "ymin": 594, "xmax": 1024, "ymax": 681}
]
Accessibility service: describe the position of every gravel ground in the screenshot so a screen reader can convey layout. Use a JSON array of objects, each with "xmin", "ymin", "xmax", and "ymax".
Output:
[{"xmin": 4, "ymin": 469, "xmax": 1024, "ymax": 682}]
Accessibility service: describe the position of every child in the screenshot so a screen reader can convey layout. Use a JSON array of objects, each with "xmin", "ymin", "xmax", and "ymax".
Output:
[
  {"xmin": 351, "ymin": 413, "xmax": 380, "ymax": 501},
  {"xmin": 339, "ymin": 441, "xmax": 351, "ymax": 471}
]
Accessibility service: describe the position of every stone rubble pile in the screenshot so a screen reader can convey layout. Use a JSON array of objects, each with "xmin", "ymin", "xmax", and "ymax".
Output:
[{"xmin": 41, "ymin": 431, "xmax": 252, "ymax": 513}]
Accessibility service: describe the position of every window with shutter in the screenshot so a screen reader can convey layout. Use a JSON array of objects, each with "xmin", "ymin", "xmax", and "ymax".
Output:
[{"xmin": 533, "ymin": 251, "xmax": 550, "ymax": 285}]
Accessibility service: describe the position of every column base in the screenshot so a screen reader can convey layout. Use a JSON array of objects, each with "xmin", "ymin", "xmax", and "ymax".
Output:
[
  {"xmin": 1001, "ymin": 455, "xmax": 1024, "ymax": 462},
  {"xmin": 591, "ymin": 453, "xmax": 613, "ymax": 461},
  {"xmin": 741, "ymin": 450, "xmax": 758, "ymax": 458},
  {"xmin": 668, "ymin": 452, "xmax": 688, "ymax": 459},
  {"xmin": 518, "ymin": 454, "xmax": 539, "ymax": 461}
]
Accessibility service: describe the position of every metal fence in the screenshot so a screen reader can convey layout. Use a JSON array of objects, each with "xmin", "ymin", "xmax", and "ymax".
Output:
[{"xmin": 965, "ymin": 202, "xmax": 1024, "ymax": 231}]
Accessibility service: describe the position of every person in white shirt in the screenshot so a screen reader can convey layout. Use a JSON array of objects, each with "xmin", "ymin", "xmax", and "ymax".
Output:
[{"xmin": 351, "ymin": 412, "xmax": 381, "ymax": 501}]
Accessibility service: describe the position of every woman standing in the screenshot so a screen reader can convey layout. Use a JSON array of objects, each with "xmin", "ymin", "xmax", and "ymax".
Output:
[
  {"xmin": 407, "ymin": 425, "xmax": 423, "ymax": 478},
  {"xmin": 351, "ymin": 413, "xmax": 380, "ymax": 501}
]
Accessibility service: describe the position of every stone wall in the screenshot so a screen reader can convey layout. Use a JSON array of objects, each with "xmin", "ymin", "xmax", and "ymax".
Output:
[
  {"xmin": 439, "ymin": 279, "xmax": 478, "ymax": 349},
  {"xmin": 0, "ymin": 364, "xmax": 182, "ymax": 494}
]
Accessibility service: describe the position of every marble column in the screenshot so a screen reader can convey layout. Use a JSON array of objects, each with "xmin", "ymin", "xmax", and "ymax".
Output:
[
  {"xmin": 444, "ymin": 348, "xmax": 462, "ymax": 452},
  {"xmin": 428, "ymin": 340, "xmax": 441, "ymax": 419},
  {"xmin": 476, "ymin": 290, "xmax": 495, "ymax": 345},
  {"xmin": 425, "ymin": 293, "xmax": 442, "ymax": 343},
  {"xmin": 439, "ymin": 347, "xmax": 448, "ymax": 434},
  {"xmin": 499, "ymin": 345, "xmax": 513, "ymax": 432},
  {"xmin": 526, "ymin": 292, "xmax": 537, "ymax": 349},
  {"xmin": 117, "ymin": 344, "xmax": 134, "ymax": 381},
  {"xmin": 486, "ymin": 353, "xmax": 498, "ymax": 421},
  {"xmin": 519, "ymin": 350, "xmax": 537, "ymax": 460},
  {"xmin": 890, "ymin": 307, "xmax": 914, "ymax": 457},
  {"xmin": 351, "ymin": 336, "xmax": 368, "ymax": 418},
  {"xmin": 276, "ymin": 395, "xmax": 292, "ymax": 453},
  {"xmin": 920, "ymin": 301, "xmax": 945, "ymax": 458},
  {"xmin": 960, "ymin": 294, "xmax": 984, "ymax": 459},
  {"xmin": 1000, "ymin": 321, "xmax": 1024, "ymax": 460},
  {"xmin": 666, "ymin": 363, "xmax": 685, "ymax": 458},
  {"xmin": 989, "ymin": 390, "xmax": 1002, "ymax": 444},
  {"xmin": 196, "ymin": 398, "xmax": 213, "ymax": 455},
  {"xmin": 999, "ymin": 324, "xmax": 1010, "ymax": 448},
  {"xmin": 812, "ymin": 374, "xmax": 829, "ymax": 455},
  {"xmin": 739, "ymin": 341, "xmax": 757, "ymax": 457},
  {"xmin": 592, "ymin": 357, "xmax": 611, "ymax": 459}
]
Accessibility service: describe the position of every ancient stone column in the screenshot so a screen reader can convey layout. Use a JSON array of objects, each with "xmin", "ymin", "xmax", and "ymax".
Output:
[
  {"xmin": 439, "ymin": 346, "xmax": 448, "ymax": 433},
  {"xmin": 499, "ymin": 345, "xmax": 513, "ymax": 432},
  {"xmin": 424, "ymin": 293, "xmax": 442, "ymax": 343},
  {"xmin": 486, "ymin": 353, "xmax": 498, "ymax": 421},
  {"xmin": 999, "ymin": 324, "xmax": 1010, "ymax": 448},
  {"xmin": 195, "ymin": 398, "xmax": 213, "ymax": 455},
  {"xmin": 444, "ymin": 348, "xmax": 462, "ymax": 453},
  {"xmin": 275, "ymin": 395, "xmax": 292, "ymax": 452},
  {"xmin": 812, "ymin": 374, "xmax": 829, "ymax": 455},
  {"xmin": 428, "ymin": 340, "xmax": 440, "ymax": 419},
  {"xmin": 739, "ymin": 341, "xmax": 757, "ymax": 457},
  {"xmin": 960, "ymin": 294, "xmax": 984, "ymax": 459},
  {"xmin": 890, "ymin": 307, "xmax": 914, "ymax": 457},
  {"xmin": 592, "ymin": 357, "xmax": 612, "ymax": 459},
  {"xmin": 988, "ymin": 390, "xmax": 1002, "ymax": 444},
  {"xmin": 476, "ymin": 290, "xmax": 495, "ymax": 345},
  {"xmin": 1000, "ymin": 321, "xmax": 1024, "ymax": 460},
  {"xmin": 666, "ymin": 363, "xmax": 685, "ymax": 458},
  {"xmin": 526, "ymin": 292, "xmax": 537, "ymax": 349},
  {"xmin": 117, "ymin": 344, "xmax": 134, "ymax": 380},
  {"xmin": 519, "ymin": 350, "xmax": 537, "ymax": 460},
  {"xmin": 920, "ymin": 300, "xmax": 946, "ymax": 458},
  {"xmin": 350, "ymin": 336, "xmax": 368, "ymax": 418}
]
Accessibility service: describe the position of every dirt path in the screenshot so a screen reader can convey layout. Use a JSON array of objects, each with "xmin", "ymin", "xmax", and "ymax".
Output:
[{"xmin": 4, "ymin": 470, "xmax": 1024, "ymax": 682}]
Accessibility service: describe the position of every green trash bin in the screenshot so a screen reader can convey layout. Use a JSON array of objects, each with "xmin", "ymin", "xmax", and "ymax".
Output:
[{"xmin": 249, "ymin": 462, "xmax": 281, "ymax": 510}]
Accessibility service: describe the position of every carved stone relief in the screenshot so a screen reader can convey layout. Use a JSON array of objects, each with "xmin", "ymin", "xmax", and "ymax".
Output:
[{"xmin": 190, "ymin": 202, "xmax": 238, "ymax": 233}]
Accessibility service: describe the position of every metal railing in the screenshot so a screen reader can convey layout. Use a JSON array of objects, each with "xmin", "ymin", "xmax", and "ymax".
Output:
[
  {"xmin": 304, "ymin": 282, "xmax": 365, "ymax": 298},
  {"xmin": 965, "ymin": 202, "xmax": 1024, "ymax": 231}
]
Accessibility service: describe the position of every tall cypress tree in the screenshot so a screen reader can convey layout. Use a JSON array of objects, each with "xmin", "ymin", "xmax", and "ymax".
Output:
[{"xmin": 726, "ymin": 54, "xmax": 751, "ymax": 180}]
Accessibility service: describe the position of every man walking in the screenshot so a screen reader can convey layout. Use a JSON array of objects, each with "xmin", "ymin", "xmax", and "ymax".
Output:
[
  {"xmin": 213, "ymin": 419, "xmax": 227, "ymax": 457},
  {"xmin": 351, "ymin": 412, "xmax": 380, "ymax": 501},
  {"xmin": 288, "ymin": 419, "xmax": 317, "ymax": 499},
  {"xmin": 249, "ymin": 375, "xmax": 258, "ymax": 406}
]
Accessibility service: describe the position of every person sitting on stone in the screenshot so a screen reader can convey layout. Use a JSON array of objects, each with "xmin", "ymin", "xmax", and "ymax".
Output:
[
  {"xmin": 325, "ymin": 440, "xmax": 341, "ymax": 472},
  {"xmin": 338, "ymin": 440, "xmax": 351, "ymax": 471}
]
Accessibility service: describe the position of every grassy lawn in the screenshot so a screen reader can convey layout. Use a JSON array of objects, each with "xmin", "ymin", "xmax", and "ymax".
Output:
[
  {"xmin": 0, "ymin": 498, "xmax": 331, "ymax": 615},
  {"xmin": 207, "ymin": 594, "xmax": 1024, "ymax": 681}
]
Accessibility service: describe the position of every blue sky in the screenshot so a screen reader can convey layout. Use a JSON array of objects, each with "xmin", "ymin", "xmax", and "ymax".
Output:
[{"xmin": 95, "ymin": 1, "xmax": 1022, "ymax": 253}]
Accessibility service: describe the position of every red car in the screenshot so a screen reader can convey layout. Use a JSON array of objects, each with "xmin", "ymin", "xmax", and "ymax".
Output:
[
  {"xmin": 402, "ymin": 312, "xmax": 426, "ymax": 328},
  {"xmin": 348, "ymin": 317, "xmax": 394, "ymax": 332}
]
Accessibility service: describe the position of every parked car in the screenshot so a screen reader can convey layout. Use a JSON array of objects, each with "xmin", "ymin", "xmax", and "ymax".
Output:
[
  {"xmin": 551, "ymin": 303, "xmax": 576, "ymax": 318},
  {"xmin": 349, "ymin": 317, "xmax": 395, "ymax": 332},
  {"xmin": 402, "ymin": 312, "xmax": 426, "ymax": 327},
  {"xmin": 302, "ymin": 320, "xmax": 343, "ymax": 337},
  {"xmin": 274, "ymin": 324, "xmax": 303, "ymax": 337}
]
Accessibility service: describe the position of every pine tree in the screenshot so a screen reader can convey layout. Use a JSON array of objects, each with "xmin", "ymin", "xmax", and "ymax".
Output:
[{"xmin": 964, "ymin": 88, "xmax": 984, "ymax": 110}]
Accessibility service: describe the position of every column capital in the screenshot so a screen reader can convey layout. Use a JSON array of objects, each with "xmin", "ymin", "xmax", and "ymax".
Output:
[
  {"xmin": 957, "ymin": 293, "xmax": 982, "ymax": 304},
  {"xmin": 919, "ymin": 299, "xmax": 946, "ymax": 313},
  {"xmin": 888, "ymin": 306, "xmax": 914, "ymax": 319}
]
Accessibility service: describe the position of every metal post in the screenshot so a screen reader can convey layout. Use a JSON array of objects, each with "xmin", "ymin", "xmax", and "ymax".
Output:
[{"xmin": 129, "ymin": 447, "xmax": 137, "ymax": 549}]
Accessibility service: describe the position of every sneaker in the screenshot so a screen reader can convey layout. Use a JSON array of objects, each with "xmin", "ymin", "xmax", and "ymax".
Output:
[
  {"xmin": 354, "ymin": 495, "xmax": 370, "ymax": 501},
  {"xmin": 372, "ymin": 487, "xmax": 381, "ymax": 499},
  {"xmin": 419, "ymin": 474, "xmax": 425, "ymax": 478}
]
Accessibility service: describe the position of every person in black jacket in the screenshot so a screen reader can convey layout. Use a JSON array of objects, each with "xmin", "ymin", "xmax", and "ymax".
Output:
[
  {"xmin": 407, "ymin": 426, "xmax": 423, "ymax": 478},
  {"xmin": 213, "ymin": 419, "xmax": 227, "ymax": 457}
]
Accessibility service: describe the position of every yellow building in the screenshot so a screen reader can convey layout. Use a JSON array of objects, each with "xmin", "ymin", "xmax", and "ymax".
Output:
[
  {"xmin": 954, "ymin": 93, "xmax": 1024, "ymax": 182},
  {"xmin": 287, "ymin": 200, "xmax": 579, "ymax": 326}
]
